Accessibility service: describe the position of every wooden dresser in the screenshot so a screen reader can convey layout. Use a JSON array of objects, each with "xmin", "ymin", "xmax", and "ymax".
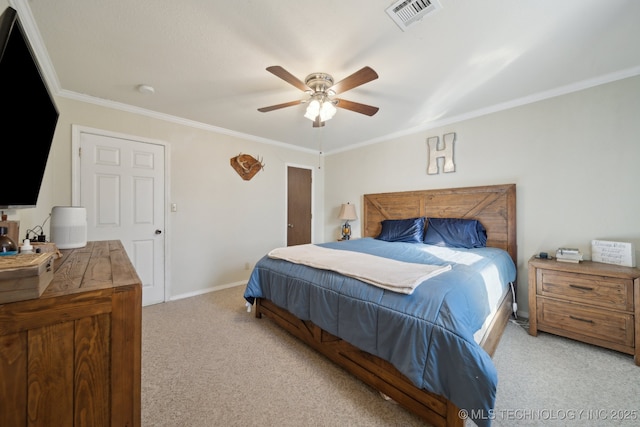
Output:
[
  {"xmin": 528, "ymin": 256, "xmax": 640, "ymax": 365},
  {"xmin": 0, "ymin": 240, "xmax": 142, "ymax": 426}
]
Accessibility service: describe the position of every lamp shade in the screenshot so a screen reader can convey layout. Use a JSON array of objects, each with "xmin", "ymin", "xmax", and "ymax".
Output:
[
  {"xmin": 304, "ymin": 99, "xmax": 321, "ymax": 120},
  {"xmin": 338, "ymin": 203, "xmax": 357, "ymax": 221},
  {"xmin": 319, "ymin": 101, "xmax": 337, "ymax": 122}
]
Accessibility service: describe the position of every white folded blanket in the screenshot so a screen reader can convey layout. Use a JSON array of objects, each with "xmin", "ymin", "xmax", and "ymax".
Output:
[{"xmin": 268, "ymin": 244, "xmax": 451, "ymax": 294}]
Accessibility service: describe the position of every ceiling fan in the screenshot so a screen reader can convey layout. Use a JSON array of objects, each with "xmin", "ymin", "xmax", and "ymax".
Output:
[{"xmin": 257, "ymin": 66, "xmax": 379, "ymax": 127}]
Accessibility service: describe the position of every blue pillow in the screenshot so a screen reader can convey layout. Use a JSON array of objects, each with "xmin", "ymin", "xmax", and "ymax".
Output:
[
  {"xmin": 376, "ymin": 217, "xmax": 426, "ymax": 243},
  {"xmin": 423, "ymin": 218, "xmax": 487, "ymax": 248}
]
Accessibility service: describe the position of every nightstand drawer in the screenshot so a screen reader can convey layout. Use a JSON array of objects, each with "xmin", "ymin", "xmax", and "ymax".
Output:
[
  {"xmin": 537, "ymin": 269, "xmax": 633, "ymax": 311},
  {"xmin": 537, "ymin": 298, "xmax": 634, "ymax": 348}
]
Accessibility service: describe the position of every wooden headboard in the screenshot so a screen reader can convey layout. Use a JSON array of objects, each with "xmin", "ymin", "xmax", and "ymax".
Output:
[{"xmin": 363, "ymin": 184, "xmax": 517, "ymax": 264}]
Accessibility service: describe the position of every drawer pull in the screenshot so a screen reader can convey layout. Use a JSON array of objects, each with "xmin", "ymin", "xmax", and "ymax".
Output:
[
  {"xmin": 569, "ymin": 284, "xmax": 594, "ymax": 291},
  {"xmin": 569, "ymin": 315, "xmax": 594, "ymax": 324}
]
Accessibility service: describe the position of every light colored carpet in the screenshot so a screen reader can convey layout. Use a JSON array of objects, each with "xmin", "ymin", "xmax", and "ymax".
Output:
[
  {"xmin": 492, "ymin": 317, "xmax": 640, "ymax": 426},
  {"xmin": 142, "ymin": 285, "xmax": 640, "ymax": 426}
]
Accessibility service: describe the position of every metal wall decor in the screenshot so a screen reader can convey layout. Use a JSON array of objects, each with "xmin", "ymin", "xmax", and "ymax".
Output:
[
  {"xmin": 426, "ymin": 132, "xmax": 456, "ymax": 174},
  {"xmin": 230, "ymin": 153, "xmax": 265, "ymax": 180}
]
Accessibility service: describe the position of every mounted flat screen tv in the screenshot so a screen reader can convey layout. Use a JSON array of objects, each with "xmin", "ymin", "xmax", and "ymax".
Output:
[{"xmin": 0, "ymin": 7, "xmax": 59, "ymax": 209}]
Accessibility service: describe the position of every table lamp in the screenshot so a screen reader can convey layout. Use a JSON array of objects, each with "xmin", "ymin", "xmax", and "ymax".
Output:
[{"xmin": 338, "ymin": 203, "xmax": 357, "ymax": 240}]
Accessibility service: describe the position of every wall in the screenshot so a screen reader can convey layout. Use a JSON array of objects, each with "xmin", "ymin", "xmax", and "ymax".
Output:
[
  {"xmin": 9, "ymin": 96, "xmax": 324, "ymax": 300},
  {"xmin": 324, "ymin": 75, "xmax": 640, "ymax": 317},
  {"xmin": 3, "ymin": 0, "xmax": 638, "ymax": 309}
]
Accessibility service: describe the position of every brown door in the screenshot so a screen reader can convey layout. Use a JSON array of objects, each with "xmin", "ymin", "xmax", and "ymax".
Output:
[{"xmin": 287, "ymin": 166, "xmax": 312, "ymax": 246}]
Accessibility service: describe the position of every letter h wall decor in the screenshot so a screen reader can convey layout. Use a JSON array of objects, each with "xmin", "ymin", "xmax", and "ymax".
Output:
[{"xmin": 427, "ymin": 132, "xmax": 456, "ymax": 175}]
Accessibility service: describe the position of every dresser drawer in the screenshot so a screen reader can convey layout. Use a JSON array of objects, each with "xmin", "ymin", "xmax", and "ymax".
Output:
[
  {"xmin": 537, "ymin": 298, "xmax": 634, "ymax": 349},
  {"xmin": 537, "ymin": 269, "xmax": 633, "ymax": 311}
]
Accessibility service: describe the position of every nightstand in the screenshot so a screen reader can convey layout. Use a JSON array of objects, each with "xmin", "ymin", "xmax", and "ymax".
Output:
[{"xmin": 528, "ymin": 256, "xmax": 640, "ymax": 365}]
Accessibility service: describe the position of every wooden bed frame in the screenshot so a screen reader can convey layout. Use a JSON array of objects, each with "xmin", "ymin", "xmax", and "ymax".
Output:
[{"xmin": 255, "ymin": 184, "xmax": 517, "ymax": 427}]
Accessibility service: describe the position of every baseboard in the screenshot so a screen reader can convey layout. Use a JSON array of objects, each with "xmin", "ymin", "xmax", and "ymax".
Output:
[{"xmin": 168, "ymin": 281, "xmax": 246, "ymax": 302}]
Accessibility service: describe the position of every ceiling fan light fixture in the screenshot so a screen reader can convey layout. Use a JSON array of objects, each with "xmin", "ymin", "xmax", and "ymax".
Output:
[{"xmin": 305, "ymin": 97, "xmax": 337, "ymax": 122}]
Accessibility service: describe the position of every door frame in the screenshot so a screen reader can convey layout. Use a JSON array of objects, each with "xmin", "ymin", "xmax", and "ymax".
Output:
[
  {"xmin": 285, "ymin": 163, "xmax": 315, "ymax": 244},
  {"xmin": 71, "ymin": 124, "xmax": 172, "ymax": 302}
]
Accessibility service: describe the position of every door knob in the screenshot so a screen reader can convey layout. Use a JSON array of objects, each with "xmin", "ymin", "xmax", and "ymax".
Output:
[
  {"xmin": 155, "ymin": 229, "xmax": 162, "ymax": 234},
  {"xmin": 287, "ymin": 224, "xmax": 294, "ymax": 228}
]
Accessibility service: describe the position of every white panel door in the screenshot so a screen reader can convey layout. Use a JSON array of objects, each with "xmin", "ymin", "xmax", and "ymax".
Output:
[{"xmin": 79, "ymin": 131, "xmax": 165, "ymax": 306}]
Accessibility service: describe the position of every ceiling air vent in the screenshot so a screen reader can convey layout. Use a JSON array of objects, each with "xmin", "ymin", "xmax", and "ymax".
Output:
[{"xmin": 385, "ymin": 0, "xmax": 442, "ymax": 31}]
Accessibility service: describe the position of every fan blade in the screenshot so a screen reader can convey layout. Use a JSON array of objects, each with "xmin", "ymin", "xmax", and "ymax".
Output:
[
  {"xmin": 335, "ymin": 99, "xmax": 379, "ymax": 116},
  {"xmin": 266, "ymin": 66, "xmax": 309, "ymax": 92},
  {"xmin": 257, "ymin": 100, "xmax": 303, "ymax": 113},
  {"xmin": 330, "ymin": 66, "xmax": 378, "ymax": 95}
]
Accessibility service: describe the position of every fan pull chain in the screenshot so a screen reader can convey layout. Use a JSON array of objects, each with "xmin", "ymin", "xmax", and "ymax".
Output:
[{"xmin": 317, "ymin": 128, "xmax": 323, "ymax": 169}]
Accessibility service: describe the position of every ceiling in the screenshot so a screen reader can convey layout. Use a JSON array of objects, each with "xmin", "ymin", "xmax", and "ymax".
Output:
[{"xmin": 15, "ymin": 0, "xmax": 640, "ymax": 153}]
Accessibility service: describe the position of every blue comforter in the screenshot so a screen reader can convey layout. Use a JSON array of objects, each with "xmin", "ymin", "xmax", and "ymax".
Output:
[{"xmin": 244, "ymin": 238, "xmax": 516, "ymax": 426}]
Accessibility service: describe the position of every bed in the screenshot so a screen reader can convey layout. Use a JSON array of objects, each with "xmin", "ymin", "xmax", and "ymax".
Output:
[{"xmin": 244, "ymin": 184, "xmax": 517, "ymax": 427}]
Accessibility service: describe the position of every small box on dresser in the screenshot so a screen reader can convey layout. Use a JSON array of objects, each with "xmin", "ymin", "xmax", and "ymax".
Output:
[
  {"xmin": 528, "ymin": 256, "xmax": 640, "ymax": 366},
  {"xmin": 0, "ymin": 252, "xmax": 54, "ymax": 303}
]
